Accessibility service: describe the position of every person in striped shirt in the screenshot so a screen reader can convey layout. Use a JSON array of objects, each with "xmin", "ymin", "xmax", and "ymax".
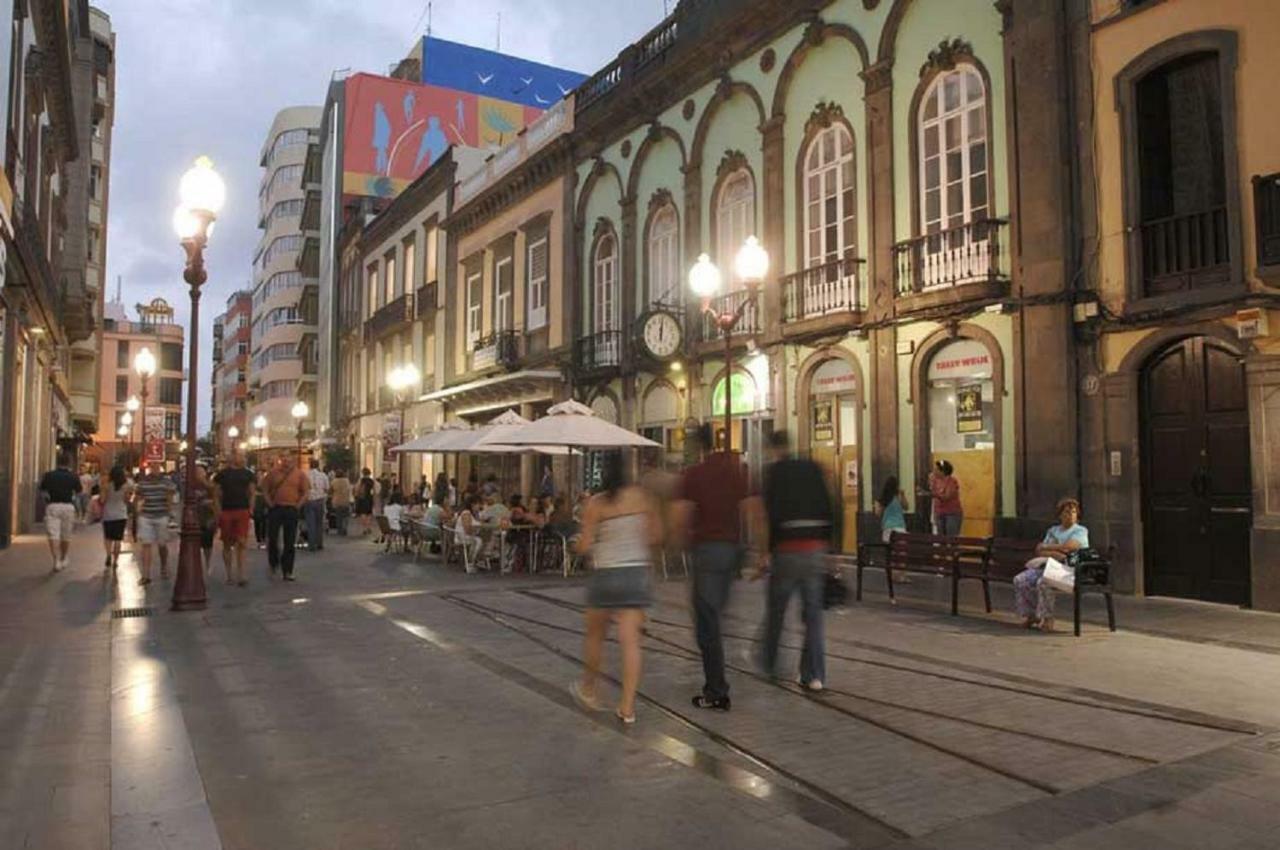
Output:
[{"xmin": 133, "ymin": 462, "xmax": 177, "ymax": 586}]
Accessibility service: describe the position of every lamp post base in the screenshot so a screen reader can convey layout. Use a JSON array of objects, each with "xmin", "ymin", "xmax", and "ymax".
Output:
[{"xmin": 171, "ymin": 504, "xmax": 208, "ymax": 611}]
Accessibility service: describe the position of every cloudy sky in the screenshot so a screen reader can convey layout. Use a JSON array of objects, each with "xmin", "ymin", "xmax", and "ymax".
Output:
[{"xmin": 103, "ymin": 0, "xmax": 664, "ymax": 430}]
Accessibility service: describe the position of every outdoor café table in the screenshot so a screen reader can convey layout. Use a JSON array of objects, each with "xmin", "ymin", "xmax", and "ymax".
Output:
[{"xmin": 504, "ymin": 523, "xmax": 539, "ymax": 573}]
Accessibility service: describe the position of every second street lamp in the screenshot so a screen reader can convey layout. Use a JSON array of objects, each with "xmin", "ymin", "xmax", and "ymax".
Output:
[
  {"xmin": 125, "ymin": 395, "xmax": 140, "ymax": 470},
  {"xmin": 134, "ymin": 347, "xmax": 156, "ymax": 469},
  {"xmin": 386, "ymin": 363, "xmax": 421, "ymax": 483},
  {"xmin": 171, "ymin": 156, "xmax": 226, "ymax": 613},
  {"xmin": 688, "ymin": 236, "xmax": 769, "ymax": 453},
  {"xmin": 291, "ymin": 400, "xmax": 309, "ymax": 460}
]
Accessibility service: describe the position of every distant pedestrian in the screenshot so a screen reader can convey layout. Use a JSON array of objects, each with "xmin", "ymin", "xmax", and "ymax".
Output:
[
  {"xmin": 432, "ymin": 471, "xmax": 450, "ymax": 508},
  {"xmin": 134, "ymin": 461, "xmax": 177, "ymax": 585},
  {"xmin": 252, "ymin": 466, "xmax": 271, "ymax": 549},
  {"xmin": 192, "ymin": 463, "xmax": 217, "ymax": 574},
  {"xmin": 99, "ymin": 465, "xmax": 133, "ymax": 570},
  {"xmin": 537, "ymin": 466, "xmax": 555, "ymax": 499},
  {"xmin": 303, "ymin": 457, "xmax": 329, "ymax": 552},
  {"xmin": 330, "ymin": 469, "xmax": 352, "ymax": 536},
  {"xmin": 571, "ymin": 452, "xmax": 658, "ymax": 725},
  {"xmin": 78, "ymin": 466, "xmax": 95, "ymax": 522},
  {"xmin": 756, "ymin": 431, "xmax": 834, "ymax": 692},
  {"xmin": 262, "ymin": 454, "xmax": 309, "ymax": 581},
  {"xmin": 875, "ymin": 475, "xmax": 911, "ymax": 584},
  {"xmin": 213, "ymin": 449, "xmax": 256, "ymax": 587},
  {"xmin": 40, "ymin": 454, "xmax": 82, "ymax": 572},
  {"xmin": 929, "ymin": 460, "xmax": 962, "ymax": 537},
  {"xmin": 355, "ymin": 467, "xmax": 375, "ymax": 536},
  {"xmin": 673, "ymin": 425, "xmax": 750, "ymax": 712}
]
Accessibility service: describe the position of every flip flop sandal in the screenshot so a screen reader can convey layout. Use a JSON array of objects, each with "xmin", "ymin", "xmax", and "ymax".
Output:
[{"xmin": 615, "ymin": 709, "xmax": 636, "ymax": 725}]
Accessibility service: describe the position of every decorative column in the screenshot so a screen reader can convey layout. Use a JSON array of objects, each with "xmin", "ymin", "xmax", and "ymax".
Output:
[
  {"xmin": 681, "ymin": 158, "xmax": 703, "ymax": 418},
  {"xmin": 760, "ymin": 114, "xmax": 788, "ymax": 430}
]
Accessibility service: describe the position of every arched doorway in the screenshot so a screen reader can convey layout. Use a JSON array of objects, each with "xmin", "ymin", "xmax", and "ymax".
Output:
[
  {"xmin": 803, "ymin": 357, "xmax": 860, "ymax": 553},
  {"xmin": 1141, "ymin": 336, "xmax": 1251, "ymax": 605}
]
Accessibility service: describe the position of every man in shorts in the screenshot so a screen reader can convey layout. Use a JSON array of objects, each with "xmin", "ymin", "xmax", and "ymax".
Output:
[
  {"xmin": 134, "ymin": 462, "xmax": 177, "ymax": 585},
  {"xmin": 40, "ymin": 455, "xmax": 82, "ymax": 571},
  {"xmin": 213, "ymin": 448, "xmax": 256, "ymax": 587}
]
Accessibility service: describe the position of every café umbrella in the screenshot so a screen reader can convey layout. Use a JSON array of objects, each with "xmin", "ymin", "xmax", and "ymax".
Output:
[{"xmin": 472, "ymin": 400, "xmax": 660, "ymax": 451}]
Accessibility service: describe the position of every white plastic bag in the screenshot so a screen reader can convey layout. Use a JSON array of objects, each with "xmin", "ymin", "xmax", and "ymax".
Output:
[{"xmin": 1041, "ymin": 557, "xmax": 1075, "ymax": 592}]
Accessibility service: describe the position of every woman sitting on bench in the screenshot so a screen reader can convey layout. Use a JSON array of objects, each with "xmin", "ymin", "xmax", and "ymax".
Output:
[{"xmin": 1013, "ymin": 497, "xmax": 1088, "ymax": 632}]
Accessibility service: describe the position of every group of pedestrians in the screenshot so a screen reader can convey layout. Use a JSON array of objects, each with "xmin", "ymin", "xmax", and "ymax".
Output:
[{"xmin": 572, "ymin": 427, "xmax": 837, "ymax": 724}]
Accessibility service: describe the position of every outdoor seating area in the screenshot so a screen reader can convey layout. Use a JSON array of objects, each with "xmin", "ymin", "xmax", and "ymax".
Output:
[{"xmin": 854, "ymin": 530, "xmax": 1117, "ymax": 636}]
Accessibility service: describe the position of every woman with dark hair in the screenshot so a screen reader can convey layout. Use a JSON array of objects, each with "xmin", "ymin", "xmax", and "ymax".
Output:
[
  {"xmin": 1013, "ymin": 497, "xmax": 1089, "ymax": 632},
  {"xmin": 453, "ymin": 494, "xmax": 484, "ymax": 571},
  {"xmin": 432, "ymin": 471, "xmax": 450, "ymax": 508},
  {"xmin": 355, "ymin": 467, "xmax": 375, "ymax": 536},
  {"xmin": 928, "ymin": 459, "xmax": 963, "ymax": 536},
  {"xmin": 100, "ymin": 465, "xmax": 133, "ymax": 569},
  {"xmin": 874, "ymin": 475, "xmax": 910, "ymax": 584},
  {"xmin": 571, "ymin": 452, "xmax": 659, "ymax": 725}
]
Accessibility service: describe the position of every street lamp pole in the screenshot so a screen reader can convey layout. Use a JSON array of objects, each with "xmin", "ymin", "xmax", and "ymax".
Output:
[
  {"xmin": 386, "ymin": 363, "xmax": 421, "ymax": 485},
  {"xmin": 125, "ymin": 395, "xmax": 140, "ymax": 470},
  {"xmin": 688, "ymin": 237, "xmax": 768, "ymax": 453},
  {"xmin": 134, "ymin": 350, "xmax": 155, "ymax": 471},
  {"xmin": 171, "ymin": 156, "xmax": 226, "ymax": 613},
  {"xmin": 253, "ymin": 414, "xmax": 267, "ymax": 467},
  {"xmin": 291, "ymin": 401, "xmax": 309, "ymax": 463}
]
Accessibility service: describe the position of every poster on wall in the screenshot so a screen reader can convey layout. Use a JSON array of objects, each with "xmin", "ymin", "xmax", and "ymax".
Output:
[
  {"xmin": 382, "ymin": 410, "xmax": 403, "ymax": 467},
  {"xmin": 812, "ymin": 400, "xmax": 834, "ymax": 443},
  {"xmin": 956, "ymin": 383, "xmax": 984, "ymax": 434},
  {"xmin": 844, "ymin": 460, "xmax": 858, "ymax": 493}
]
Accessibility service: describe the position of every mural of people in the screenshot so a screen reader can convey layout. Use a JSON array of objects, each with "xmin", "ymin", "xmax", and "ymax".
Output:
[
  {"xmin": 414, "ymin": 116, "xmax": 449, "ymax": 172},
  {"xmin": 372, "ymin": 101, "xmax": 391, "ymax": 174}
]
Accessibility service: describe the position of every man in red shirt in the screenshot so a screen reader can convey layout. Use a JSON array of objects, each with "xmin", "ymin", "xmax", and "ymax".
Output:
[{"xmin": 673, "ymin": 425, "xmax": 750, "ymax": 711}]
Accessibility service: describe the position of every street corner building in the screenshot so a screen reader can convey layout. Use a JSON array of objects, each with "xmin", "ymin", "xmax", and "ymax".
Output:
[
  {"xmin": 300, "ymin": 0, "xmax": 1280, "ymax": 611},
  {"xmin": 0, "ymin": 1, "xmax": 115, "ymax": 545}
]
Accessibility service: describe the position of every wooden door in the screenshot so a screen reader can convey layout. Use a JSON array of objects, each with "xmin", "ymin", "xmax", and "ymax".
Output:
[{"xmin": 1142, "ymin": 337, "xmax": 1252, "ymax": 605}]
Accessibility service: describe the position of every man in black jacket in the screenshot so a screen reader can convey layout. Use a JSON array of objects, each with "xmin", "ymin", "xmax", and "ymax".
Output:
[{"xmin": 756, "ymin": 430, "xmax": 835, "ymax": 691}]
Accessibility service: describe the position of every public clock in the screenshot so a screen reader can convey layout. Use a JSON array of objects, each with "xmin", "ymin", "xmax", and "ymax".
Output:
[{"xmin": 639, "ymin": 310, "xmax": 683, "ymax": 360}]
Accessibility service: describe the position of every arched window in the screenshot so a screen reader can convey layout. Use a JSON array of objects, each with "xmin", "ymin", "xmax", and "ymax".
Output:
[
  {"xmin": 647, "ymin": 204, "xmax": 680, "ymax": 306},
  {"xmin": 593, "ymin": 232, "xmax": 618, "ymax": 333},
  {"xmin": 716, "ymin": 170, "xmax": 755, "ymax": 286},
  {"xmin": 804, "ymin": 124, "xmax": 855, "ymax": 268},
  {"xmin": 919, "ymin": 66, "xmax": 988, "ymax": 237}
]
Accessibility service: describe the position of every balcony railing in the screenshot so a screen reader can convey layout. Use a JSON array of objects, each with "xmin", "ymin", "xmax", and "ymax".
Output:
[
  {"xmin": 1254, "ymin": 173, "xmax": 1280, "ymax": 267},
  {"xmin": 697, "ymin": 290, "xmax": 760, "ymax": 343},
  {"xmin": 782, "ymin": 257, "xmax": 866, "ymax": 322},
  {"xmin": 472, "ymin": 330, "xmax": 520, "ymax": 371},
  {"xmin": 574, "ymin": 331, "xmax": 624, "ymax": 373},
  {"xmin": 363, "ymin": 292, "xmax": 413, "ymax": 344},
  {"xmin": 455, "ymin": 97, "xmax": 574, "ymax": 207},
  {"xmin": 1140, "ymin": 206, "xmax": 1230, "ymax": 295},
  {"xmin": 415, "ymin": 282, "xmax": 437, "ymax": 319},
  {"xmin": 894, "ymin": 218, "xmax": 1009, "ymax": 295}
]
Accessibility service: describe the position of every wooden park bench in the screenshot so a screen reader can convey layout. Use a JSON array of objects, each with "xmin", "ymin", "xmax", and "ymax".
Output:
[{"xmin": 855, "ymin": 532, "xmax": 988, "ymax": 615}]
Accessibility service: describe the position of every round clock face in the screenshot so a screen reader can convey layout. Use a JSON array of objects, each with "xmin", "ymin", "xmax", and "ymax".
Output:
[{"xmin": 641, "ymin": 311, "xmax": 682, "ymax": 360}]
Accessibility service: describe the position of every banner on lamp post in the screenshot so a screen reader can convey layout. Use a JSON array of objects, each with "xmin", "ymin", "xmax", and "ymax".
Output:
[
  {"xmin": 145, "ymin": 438, "xmax": 165, "ymax": 464},
  {"xmin": 382, "ymin": 410, "xmax": 402, "ymax": 467}
]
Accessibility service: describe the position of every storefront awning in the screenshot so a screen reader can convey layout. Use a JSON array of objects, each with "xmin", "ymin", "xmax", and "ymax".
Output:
[{"xmin": 419, "ymin": 369, "xmax": 561, "ymax": 417}]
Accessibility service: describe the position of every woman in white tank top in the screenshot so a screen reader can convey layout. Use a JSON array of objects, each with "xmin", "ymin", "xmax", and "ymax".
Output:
[{"xmin": 570, "ymin": 453, "xmax": 660, "ymax": 725}]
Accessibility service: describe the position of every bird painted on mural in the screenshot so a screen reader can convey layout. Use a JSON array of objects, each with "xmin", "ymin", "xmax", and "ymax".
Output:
[{"xmin": 476, "ymin": 71, "xmax": 494, "ymax": 86}]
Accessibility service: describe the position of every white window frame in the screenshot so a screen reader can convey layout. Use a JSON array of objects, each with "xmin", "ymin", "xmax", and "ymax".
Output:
[
  {"xmin": 593, "ymin": 234, "xmax": 618, "ymax": 333},
  {"xmin": 527, "ymin": 235, "xmax": 549, "ymax": 330},
  {"xmin": 803, "ymin": 124, "xmax": 856, "ymax": 268},
  {"xmin": 466, "ymin": 270, "xmax": 482, "ymax": 349},
  {"xmin": 384, "ymin": 253, "xmax": 398, "ymax": 302},
  {"xmin": 647, "ymin": 205, "xmax": 679, "ymax": 306},
  {"xmin": 366, "ymin": 266, "xmax": 379, "ymax": 317},
  {"xmin": 403, "ymin": 236, "xmax": 417, "ymax": 295},
  {"xmin": 918, "ymin": 65, "xmax": 988, "ymax": 238},
  {"xmin": 716, "ymin": 170, "xmax": 755, "ymax": 289},
  {"xmin": 494, "ymin": 256, "xmax": 514, "ymax": 332}
]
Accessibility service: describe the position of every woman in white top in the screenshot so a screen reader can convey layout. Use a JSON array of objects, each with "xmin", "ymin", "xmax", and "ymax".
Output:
[
  {"xmin": 570, "ymin": 453, "xmax": 660, "ymax": 725},
  {"xmin": 453, "ymin": 495, "xmax": 484, "ymax": 572}
]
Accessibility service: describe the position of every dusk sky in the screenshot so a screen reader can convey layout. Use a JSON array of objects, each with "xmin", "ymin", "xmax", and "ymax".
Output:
[{"xmin": 102, "ymin": 0, "xmax": 664, "ymax": 430}]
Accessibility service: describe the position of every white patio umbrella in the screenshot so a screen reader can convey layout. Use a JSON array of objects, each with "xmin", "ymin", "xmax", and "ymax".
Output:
[
  {"xmin": 473, "ymin": 399, "xmax": 660, "ymax": 450},
  {"xmin": 391, "ymin": 420, "xmax": 472, "ymax": 453}
]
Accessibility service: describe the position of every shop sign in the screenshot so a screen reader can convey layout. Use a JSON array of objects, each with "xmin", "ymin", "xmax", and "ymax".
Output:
[
  {"xmin": 810, "ymin": 358, "xmax": 857, "ymax": 394},
  {"xmin": 927, "ymin": 339, "xmax": 992, "ymax": 381},
  {"xmin": 812, "ymin": 400, "xmax": 834, "ymax": 443},
  {"xmin": 382, "ymin": 410, "xmax": 402, "ymax": 465},
  {"xmin": 145, "ymin": 438, "xmax": 165, "ymax": 464},
  {"xmin": 710, "ymin": 373, "xmax": 756, "ymax": 417},
  {"xmin": 1236, "ymin": 308, "xmax": 1270, "ymax": 340},
  {"xmin": 955, "ymin": 383, "xmax": 983, "ymax": 434}
]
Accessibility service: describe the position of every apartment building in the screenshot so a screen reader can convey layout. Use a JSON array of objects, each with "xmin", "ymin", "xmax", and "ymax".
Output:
[{"xmin": 210, "ymin": 290, "xmax": 252, "ymax": 456}]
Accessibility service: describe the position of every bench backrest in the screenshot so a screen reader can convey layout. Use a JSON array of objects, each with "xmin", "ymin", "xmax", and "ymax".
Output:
[
  {"xmin": 887, "ymin": 532, "xmax": 988, "ymax": 571},
  {"xmin": 985, "ymin": 537, "xmax": 1041, "ymax": 580}
]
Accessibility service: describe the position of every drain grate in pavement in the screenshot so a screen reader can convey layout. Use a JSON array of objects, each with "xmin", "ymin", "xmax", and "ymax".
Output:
[{"xmin": 112, "ymin": 607, "xmax": 154, "ymax": 619}]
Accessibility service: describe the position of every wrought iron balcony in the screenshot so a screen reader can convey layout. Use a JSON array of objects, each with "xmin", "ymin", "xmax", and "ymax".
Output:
[
  {"xmin": 893, "ymin": 218, "xmax": 1009, "ymax": 295},
  {"xmin": 1255, "ymin": 174, "xmax": 1280, "ymax": 267},
  {"xmin": 574, "ymin": 331, "xmax": 624, "ymax": 373},
  {"xmin": 472, "ymin": 330, "xmax": 520, "ymax": 371},
  {"xmin": 781, "ymin": 256, "xmax": 866, "ymax": 325},
  {"xmin": 1140, "ymin": 207, "xmax": 1230, "ymax": 295},
  {"xmin": 696, "ymin": 290, "xmax": 760, "ymax": 344},
  {"xmin": 363, "ymin": 292, "xmax": 413, "ymax": 344}
]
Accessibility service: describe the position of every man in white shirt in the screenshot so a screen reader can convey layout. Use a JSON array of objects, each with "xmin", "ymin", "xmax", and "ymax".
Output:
[
  {"xmin": 78, "ymin": 467, "xmax": 96, "ymax": 522},
  {"xmin": 302, "ymin": 458, "xmax": 330, "ymax": 552}
]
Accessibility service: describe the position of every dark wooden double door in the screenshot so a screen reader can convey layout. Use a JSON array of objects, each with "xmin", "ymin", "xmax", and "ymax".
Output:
[{"xmin": 1142, "ymin": 337, "xmax": 1252, "ymax": 605}]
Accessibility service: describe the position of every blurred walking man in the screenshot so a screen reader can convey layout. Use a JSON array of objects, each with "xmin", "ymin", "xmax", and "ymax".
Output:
[
  {"xmin": 673, "ymin": 425, "xmax": 749, "ymax": 712},
  {"xmin": 262, "ymin": 454, "xmax": 309, "ymax": 581},
  {"xmin": 40, "ymin": 455, "xmax": 82, "ymax": 571},
  {"xmin": 756, "ymin": 431, "xmax": 835, "ymax": 692}
]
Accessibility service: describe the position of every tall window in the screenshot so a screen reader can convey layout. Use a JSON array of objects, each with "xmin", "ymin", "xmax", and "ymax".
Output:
[
  {"xmin": 804, "ymin": 124, "xmax": 855, "ymax": 268},
  {"xmin": 115, "ymin": 375, "xmax": 128, "ymax": 402},
  {"xmin": 116, "ymin": 340, "xmax": 129, "ymax": 369},
  {"xmin": 466, "ymin": 271, "xmax": 482, "ymax": 348},
  {"xmin": 716, "ymin": 170, "xmax": 755, "ymax": 287},
  {"xmin": 384, "ymin": 253, "xmax": 398, "ymax": 302},
  {"xmin": 647, "ymin": 205, "xmax": 679, "ymax": 305},
  {"xmin": 366, "ymin": 265, "xmax": 379, "ymax": 317},
  {"xmin": 527, "ymin": 236, "xmax": 548, "ymax": 330},
  {"xmin": 494, "ymin": 256, "xmax": 514, "ymax": 332},
  {"xmin": 424, "ymin": 225, "xmax": 438, "ymax": 284},
  {"xmin": 919, "ymin": 66, "xmax": 988, "ymax": 237},
  {"xmin": 593, "ymin": 233, "xmax": 618, "ymax": 333},
  {"xmin": 403, "ymin": 236, "xmax": 417, "ymax": 294}
]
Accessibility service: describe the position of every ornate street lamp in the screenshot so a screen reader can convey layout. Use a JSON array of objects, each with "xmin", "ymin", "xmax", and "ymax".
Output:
[
  {"xmin": 689, "ymin": 236, "xmax": 769, "ymax": 452},
  {"xmin": 125, "ymin": 395, "xmax": 140, "ymax": 467},
  {"xmin": 134, "ymin": 346, "xmax": 156, "ymax": 465},
  {"xmin": 171, "ymin": 156, "xmax": 225, "ymax": 613},
  {"xmin": 291, "ymin": 400, "xmax": 309, "ymax": 460},
  {"xmin": 386, "ymin": 363, "xmax": 421, "ymax": 481}
]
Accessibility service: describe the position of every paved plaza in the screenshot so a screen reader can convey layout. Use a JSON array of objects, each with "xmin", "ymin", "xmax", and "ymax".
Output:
[{"xmin": 4, "ymin": 528, "xmax": 1280, "ymax": 849}]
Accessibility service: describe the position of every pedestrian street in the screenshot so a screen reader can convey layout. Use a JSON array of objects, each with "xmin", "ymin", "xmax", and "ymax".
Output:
[{"xmin": 5, "ymin": 526, "xmax": 1280, "ymax": 849}]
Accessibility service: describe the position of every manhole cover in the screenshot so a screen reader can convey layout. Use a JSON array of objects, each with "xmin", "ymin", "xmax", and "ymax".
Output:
[{"xmin": 112, "ymin": 607, "xmax": 154, "ymax": 619}]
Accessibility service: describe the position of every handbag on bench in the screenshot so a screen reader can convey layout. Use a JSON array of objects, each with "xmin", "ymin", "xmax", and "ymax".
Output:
[{"xmin": 1067, "ymin": 548, "xmax": 1109, "ymax": 585}]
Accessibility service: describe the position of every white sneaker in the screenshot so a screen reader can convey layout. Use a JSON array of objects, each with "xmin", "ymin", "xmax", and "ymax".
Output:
[
  {"xmin": 806, "ymin": 679, "xmax": 824, "ymax": 693},
  {"xmin": 53, "ymin": 559, "xmax": 65, "ymax": 572}
]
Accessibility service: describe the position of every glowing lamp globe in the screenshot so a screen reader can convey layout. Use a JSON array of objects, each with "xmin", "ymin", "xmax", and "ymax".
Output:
[
  {"xmin": 227, "ymin": 426, "xmax": 240, "ymax": 439},
  {"xmin": 689, "ymin": 254, "xmax": 722, "ymax": 299},
  {"xmin": 120, "ymin": 411, "xmax": 133, "ymax": 427},
  {"xmin": 178, "ymin": 156, "xmax": 225, "ymax": 217},
  {"xmin": 291, "ymin": 400, "xmax": 309, "ymax": 421},
  {"xmin": 734, "ymin": 236, "xmax": 769, "ymax": 287},
  {"xmin": 253, "ymin": 415, "xmax": 268, "ymax": 430},
  {"xmin": 125, "ymin": 396, "xmax": 140, "ymax": 413},
  {"xmin": 134, "ymin": 346, "xmax": 156, "ymax": 379}
]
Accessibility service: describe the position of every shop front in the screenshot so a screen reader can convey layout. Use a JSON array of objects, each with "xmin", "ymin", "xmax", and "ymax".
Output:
[{"xmin": 798, "ymin": 355, "xmax": 860, "ymax": 553}]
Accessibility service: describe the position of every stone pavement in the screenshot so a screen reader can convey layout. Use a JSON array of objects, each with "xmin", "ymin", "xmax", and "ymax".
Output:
[{"xmin": 2, "ymin": 525, "xmax": 1280, "ymax": 848}]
